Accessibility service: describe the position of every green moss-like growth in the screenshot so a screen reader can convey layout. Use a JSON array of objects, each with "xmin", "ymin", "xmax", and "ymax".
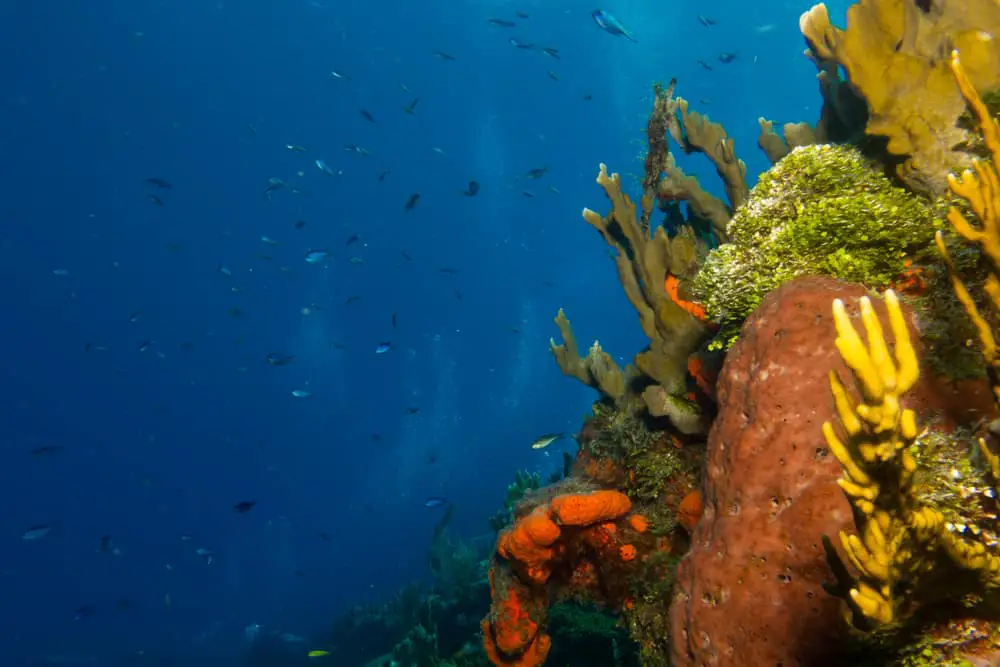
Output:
[{"xmin": 692, "ymin": 144, "xmax": 947, "ymax": 348}]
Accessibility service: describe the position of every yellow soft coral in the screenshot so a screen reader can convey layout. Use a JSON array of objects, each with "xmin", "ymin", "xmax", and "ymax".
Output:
[
  {"xmin": 800, "ymin": 0, "xmax": 1000, "ymax": 194},
  {"xmin": 937, "ymin": 49, "xmax": 1000, "ymax": 408},
  {"xmin": 824, "ymin": 291, "xmax": 920, "ymax": 626}
]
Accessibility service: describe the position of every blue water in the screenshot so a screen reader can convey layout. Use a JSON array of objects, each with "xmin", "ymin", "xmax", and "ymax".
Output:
[{"xmin": 0, "ymin": 0, "xmax": 842, "ymax": 664}]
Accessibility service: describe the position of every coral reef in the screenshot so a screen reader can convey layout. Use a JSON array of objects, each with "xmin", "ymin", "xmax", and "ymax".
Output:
[
  {"xmin": 486, "ymin": 8, "xmax": 1000, "ymax": 667},
  {"xmin": 799, "ymin": 0, "xmax": 1000, "ymax": 195},
  {"xmin": 693, "ymin": 143, "xmax": 946, "ymax": 349}
]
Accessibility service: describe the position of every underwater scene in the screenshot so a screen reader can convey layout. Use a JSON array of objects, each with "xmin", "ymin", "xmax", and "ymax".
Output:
[{"xmin": 7, "ymin": 0, "xmax": 1000, "ymax": 665}]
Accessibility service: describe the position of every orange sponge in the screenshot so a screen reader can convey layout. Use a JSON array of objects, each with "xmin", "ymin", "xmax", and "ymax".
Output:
[{"xmin": 551, "ymin": 490, "xmax": 631, "ymax": 526}]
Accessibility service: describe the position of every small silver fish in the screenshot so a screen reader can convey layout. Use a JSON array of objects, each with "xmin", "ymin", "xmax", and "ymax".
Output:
[
  {"xmin": 22, "ymin": 525, "xmax": 52, "ymax": 540},
  {"xmin": 291, "ymin": 389, "xmax": 311, "ymax": 398},
  {"xmin": 530, "ymin": 433, "xmax": 565, "ymax": 450},
  {"xmin": 304, "ymin": 250, "xmax": 330, "ymax": 264}
]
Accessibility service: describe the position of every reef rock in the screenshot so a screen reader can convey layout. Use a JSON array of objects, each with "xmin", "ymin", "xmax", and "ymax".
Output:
[{"xmin": 668, "ymin": 275, "xmax": 994, "ymax": 667}]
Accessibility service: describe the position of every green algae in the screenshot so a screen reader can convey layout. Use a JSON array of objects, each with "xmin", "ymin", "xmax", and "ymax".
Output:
[{"xmin": 692, "ymin": 144, "xmax": 948, "ymax": 349}]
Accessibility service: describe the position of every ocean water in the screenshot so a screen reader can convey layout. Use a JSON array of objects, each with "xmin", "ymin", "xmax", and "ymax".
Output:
[{"xmin": 0, "ymin": 0, "xmax": 845, "ymax": 665}]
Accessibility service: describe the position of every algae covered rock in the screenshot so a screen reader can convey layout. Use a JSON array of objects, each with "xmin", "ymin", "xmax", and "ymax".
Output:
[{"xmin": 692, "ymin": 144, "xmax": 945, "ymax": 348}]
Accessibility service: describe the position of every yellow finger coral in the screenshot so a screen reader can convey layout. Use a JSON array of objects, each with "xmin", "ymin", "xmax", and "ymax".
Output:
[{"xmin": 937, "ymin": 49, "xmax": 1000, "ymax": 408}]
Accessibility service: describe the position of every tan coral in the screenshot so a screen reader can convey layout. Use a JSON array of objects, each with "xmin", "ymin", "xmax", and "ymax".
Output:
[{"xmin": 800, "ymin": 0, "xmax": 1000, "ymax": 194}]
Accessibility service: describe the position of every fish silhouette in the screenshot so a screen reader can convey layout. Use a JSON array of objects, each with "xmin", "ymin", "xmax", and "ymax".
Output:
[{"xmin": 591, "ymin": 9, "xmax": 637, "ymax": 42}]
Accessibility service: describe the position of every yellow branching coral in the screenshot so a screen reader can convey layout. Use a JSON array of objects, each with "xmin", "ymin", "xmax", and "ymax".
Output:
[
  {"xmin": 823, "ymin": 290, "xmax": 920, "ymax": 626},
  {"xmin": 824, "ymin": 290, "xmax": 1000, "ymax": 630},
  {"xmin": 800, "ymin": 0, "xmax": 1000, "ymax": 195},
  {"xmin": 937, "ymin": 49, "xmax": 1000, "ymax": 408}
]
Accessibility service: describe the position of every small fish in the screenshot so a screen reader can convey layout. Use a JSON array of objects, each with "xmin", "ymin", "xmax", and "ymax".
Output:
[
  {"xmin": 295, "ymin": 220, "xmax": 307, "ymax": 229},
  {"xmin": 219, "ymin": 265, "xmax": 232, "ymax": 276},
  {"xmin": 404, "ymin": 193, "xmax": 421, "ymax": 210},
  {"xmin": 308, "ymin": 650, "xmax": 331, "ymax": 658},
  {"xmin": 344, "ymin": 144, "xmax": 370, "ymax": 156},
  {"xmin": 359, "ymin": 109, "xmax": 375, "ymax": 123},
  {"xmin": 522, "ymin": 190, "xmax": 536, "ymax": 198},
  {"xmin": 432, "ymin": 147, "xmax": 446, "ymax": 155},
  {"xmin": 375, "ymin": 342, "xmax": 392, "ymax": 354},
  {"xmin": 697, "ymin": 60, "xmax": 714, "ymax": 71},
  {"xmin": 31, "ymin": 445, "xmax": 64, "ymax": 457},
  {"xmin": 348, "ymin": 256, "xmax": 364, "ymax": 265},
  {"xmin": 291, "ymin": 389, "xmax": 312, "ymax": 398},
  {"xmin": 147, "ymin": 195, "xmax": 164, "ymax": 206},
  {"xmin": 439, "ymin": 267, "xmax": 460, "ymax": 274},
  {"xmin": 346, "ymin": 234, "xmax": 360, "ymax": 245},
  {"xmin": 718, "ymin": 52, "xmax": 737, "ymax": 64},
  {"xmin": 315, "ymin": 159, "xmax": 337, "ymax": 176},
  {"xmin": 73, "ymin": 605, "xmax": 97, "ymax": 621},
  {"xmin": 138, "ymin": 340, "xmax": 153, "ymax": 353},
  {"xmin": 592, "ymin": 9, "xmax": 637, "ymax": 42},
  {"xmin": 22, "ymin": 524, "xmax": 52, "ymax": 540},
  {"xmin": 227, "ymin": 308, "xmax": 244, "ymax": 318},
  {"xmin": 531, "ymin": 432, "xmax": 566, "ymax": 450},
  {"xmin": 97, "ymin": 535, "xmax": 113, "ymax": 553},
  {"xmin": 433, "ymin": 51, "xmax": 456, "ymax": 60},
  {"xmin": 582, "ymin": 93, "xmax": 593, "ymax": 101},
  {"xmin": 264, "ymin": 177, "xmax": 286, "ymax": 196},
  {"xmin": 403, "ymin": 98, "xmax": 420, "ymax": 114},
  {"xmin": 286, "ymin": 144, "xmax": 307, "ymax": 152},
  {"xmin": 424, "ymin": 497, "xmax": 449, "ymax": 508},
  {"xmin": 524, "ymin": 166, "xmax": 548, "ymax": 179},
  {"xmin": 52, "ymin": 268, "xmax": 69, "ymax": 276},
  {"xmin": 266, "ymin": 352, "xmax": 296, "ymax": 366},
  {"xmin": 697, "ymin": 15, "xmax": 717, "ymax": 27},
  {"xmin": 145, "ymin": 177, "xmax": 172, "ymax": 188},
  {"xmin": 378, "ymin": 169, "xmax": 390, "ymax": 182},
  {"xmin": 540, "ymin": 47, "xmax": 560, "ymax": 59},
  {"xmin": 515, "ymin": 11, "xmax": 529, "ymax": 18},
  {"xmin": 462, "ymin": 180, "xmax": 480, "ymax": 196},
  {"xmin": 261, "ymin": 236, "xmax": 279, "ymax": 245},
  {"xmin": 195, "ymin": 547, "xmax": 215, "ymax": 564},
  {"xmin": 487, "ymin": 18, "xmax": 516, "ymax": 27},
  {"xmin": 344, "ymin": 295, "xmax": 361, "ymax": 305},
  {"xmin": 233, "ymin": 501, "xmax": 257, "ymax": 513},
  {"xmin": 329, "ymin": 69, "xmax": 349, "ymax": 79},
  {"xmin": 304, "ymin": 249, "xmax": 330, "ymax": 263},
  {"xmin": 392, "ymin": 312, "xmax": 398, "ymax": 328},
  {"xmin": 405, "ymin": 407, "xmax": 420, "ymax": 415},
  {"xmin": 509, "ymin": 38, "xmax": 535, "ymax": 49}
]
